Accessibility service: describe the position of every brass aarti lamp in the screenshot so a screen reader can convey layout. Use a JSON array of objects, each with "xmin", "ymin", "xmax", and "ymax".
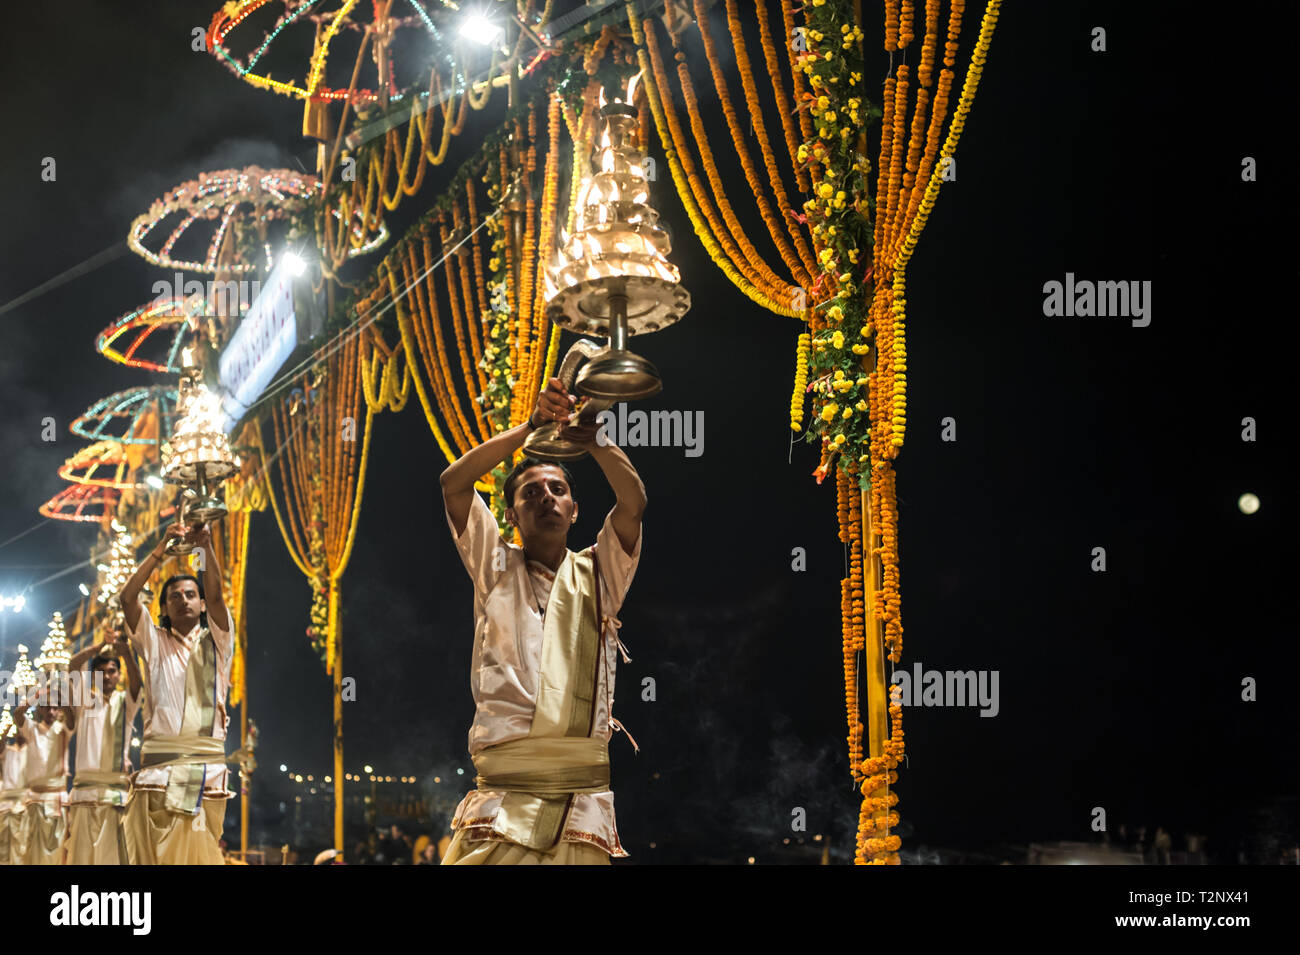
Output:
[
  {"xmin": 543, "ymin": 73, "xmax": 691, "ymax": 406},
  {"xmin": 159, "ymin": 350, "xmax": 241, "ymax": 555}
]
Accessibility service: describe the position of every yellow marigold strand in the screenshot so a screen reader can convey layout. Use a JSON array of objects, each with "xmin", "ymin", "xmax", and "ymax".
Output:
[
  {"xmin": 514, "ymin": 109, "xmax": 540, "ymax": 423},
  {"xmin": 709, "ymin": 0, "xmax": 817, "ymax": 285},
  {"xmin": 407, "ymin": 241, "xmax": 475, "ymax": 454},
  {"xmin": 525, "ymin": 96, "xmax": 562, "ymax": 408},
  {"xmin": 881, "ymin": 66, "xmax": 910, "ymax": 259},
  {"xmin": 846, "ymin": 482, "xmax": 865, "ymax": 775},
  {"xmin": 888, "ymin": 0, "xmax": 999, "ymax": 453},
  {"xmin": 790, "ymin": 333, "xmax": 810, "ymax": 431},
  {"xmin": 464, "ymin": 182, "xmax": 492, "ymax": 395},
  {"xmin": 627, "ymin": 1, "xmax": 804, "ymax": 318},
  {"xmin": 872, "ymin": 76, "xmax": 897, "ymax": 265},
  {"xmin": 670, "ymin": 38, "xmax": 795, "ymax": 300},
  {"xmin": 444, "ymin": 204, "xmax": 492, "ymax": 443},
  {"xmin": 757, "ymin": 0, "xmax": 810, "ymax": 193}
]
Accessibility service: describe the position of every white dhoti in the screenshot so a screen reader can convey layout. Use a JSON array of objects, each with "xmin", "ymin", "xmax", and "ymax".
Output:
[
  {"xmin": 442, "ymin": 828, "xmax": 610, "ymax": 865},
  {"xmin": 65, "ymin": 803, "xmax": 130, "ymax": 865},
  {"xmin": 122, "ymin": 790, "xmax": 226, "ymax": 865},
  {"xmin": 21, "ymin": 796, "xmax": 66, "ymax": 865},
  {"xmin": 0, "ymin": 800, "xmax": 24, "ymax": 864}
]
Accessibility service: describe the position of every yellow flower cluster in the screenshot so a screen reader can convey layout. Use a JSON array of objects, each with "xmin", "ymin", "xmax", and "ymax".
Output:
[
  {"xmin": 789, "ymin": 333, "xmax": 810, "ymax": 432},
  {"xmin": 794, "ymin": 0, "xmax": 877, "ymax": 477}
]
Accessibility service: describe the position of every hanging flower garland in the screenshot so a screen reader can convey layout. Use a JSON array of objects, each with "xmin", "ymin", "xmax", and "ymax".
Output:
[
  {"xmin": 793, "ymin": 1, "xmax": 878, "ymax": 482},
  {"xmin": 479, "ymin": 162, "xmax": 514, "ymax": 432},
  {"xmin": 789, "ymin": 332, "xmax": 811, "ymax": 431}
]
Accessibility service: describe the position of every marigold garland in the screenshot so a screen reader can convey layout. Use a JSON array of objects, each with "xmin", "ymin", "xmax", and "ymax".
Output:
[
  {"xmin": 627, "ymin": 2, "xmax": 805, "ymax": 317},
  {"xmin": 787, "ymin": 0, "xmax": 1001, "ymax": 865},
  {"xmin": 699, "ymin": 0, "xmax": 815, "ymax": 287},
  {"xmin": 265, "ymin": 336, "xmax": 373, "ymax": 672},
  {"xmin": 789, "ymin": 333, "xmax": 811, "ymax": 431}
]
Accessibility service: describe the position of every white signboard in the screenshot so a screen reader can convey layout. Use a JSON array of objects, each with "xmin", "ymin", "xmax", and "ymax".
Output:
[{"xmin": 217, "ymin": 261, "xmax": 298, "ymax": 431}]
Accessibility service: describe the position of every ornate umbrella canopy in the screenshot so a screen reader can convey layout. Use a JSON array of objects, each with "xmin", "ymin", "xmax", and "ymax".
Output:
[
  {"xmin": 96, "ymin": 295, "xmax": 203, "ymax": 373},
  {"xmin": 207, "ymin": 0, "xmax": 458, "ymax": 104},
  {"xmin": 57, "ymin": 440, "xmax": 136, "ymax": 490},
  {"xmin": 38, "ymin": 483, "xmax": 120, "ymax": 523},
  {"xmin": 71, "ymin": 385, "xmax": 178, "ymax": 445},
  {"xmin": 127, "ymin": 167, "xmax": 321, "ymax": 274}
]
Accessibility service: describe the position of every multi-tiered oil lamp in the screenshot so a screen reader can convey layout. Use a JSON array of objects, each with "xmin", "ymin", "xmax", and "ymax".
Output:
[
  {"xmin": 159, "ymin": 349, "xmax": 242, "ymax": 555},
  {"xmin": 532, "ymin": 72, "xmax": 691, "ymax": 459}
]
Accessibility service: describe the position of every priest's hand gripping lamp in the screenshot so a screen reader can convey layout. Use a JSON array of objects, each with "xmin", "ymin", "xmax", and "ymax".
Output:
[{"xmin": 522, "ymin": 339, "xmax": 613, "ymax": 461}]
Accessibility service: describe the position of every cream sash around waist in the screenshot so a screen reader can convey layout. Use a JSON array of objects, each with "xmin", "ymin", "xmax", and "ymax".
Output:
[
  {"xmin": 139, "ymin": 734, "xmax": 226, "ymax": 814},
  {"xmin": 72, "ymin": 770, "xmax": 133, "ymax": 806},
  {"xmin": 474, "ymin": 737, "xmax": 611, "ymax": 794}
]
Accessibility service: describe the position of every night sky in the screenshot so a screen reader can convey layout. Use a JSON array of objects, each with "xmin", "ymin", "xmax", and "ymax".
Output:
[{"xmin": 0, "ymin": 1, "xmax": 1292, "ymax": 864}]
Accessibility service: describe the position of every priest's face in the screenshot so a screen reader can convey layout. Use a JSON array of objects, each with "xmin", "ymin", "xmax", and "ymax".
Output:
[
  {"xmin": 164, "ymin": 579, "xmax": 205, "ymax": 631},
  {"xmin": 507, "ymin": 465, "xmax": 578, "ymax": 542},
  {"xmin": 94, "ymin": 659, "xmax": 120, "ymax": 693}
]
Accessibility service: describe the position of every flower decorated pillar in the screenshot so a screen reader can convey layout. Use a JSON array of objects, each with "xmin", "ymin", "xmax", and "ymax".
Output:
[{"xmin": 265, "ymin": 334, "xmax": 373, "ymax": 854}]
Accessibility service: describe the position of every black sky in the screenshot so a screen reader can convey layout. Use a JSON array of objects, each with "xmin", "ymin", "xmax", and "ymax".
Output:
[{"xmin": 0, "ymin": 1, "xmax": 1293, "ymax": 863}]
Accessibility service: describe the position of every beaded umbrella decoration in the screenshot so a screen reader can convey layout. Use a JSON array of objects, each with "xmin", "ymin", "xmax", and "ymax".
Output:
[
  {"xmin": 57, "ymin": 440, "xmax": 137, "ymax": 490},
  {"xmin": 38, "ymin": 484, "xmax": 120, "ymax": 523},
  {"xmin": 207, "ymin": 0, "xmax": 458, "ymax": 104},
  {"xmin": 71, "ymin": 386, "xmax": 179, "ymax": 445},
  {"xmin": 95, "ymin": 295, "xmax": 204, "ymax": 374},
  {"xmin": 127, "ymin": 167, "xmax": 322, "ymax": 274}
]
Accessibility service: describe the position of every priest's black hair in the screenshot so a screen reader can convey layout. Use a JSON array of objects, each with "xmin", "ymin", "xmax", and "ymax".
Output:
[{"xmin": 503, "ymin": 457, "xmax": 576, "ymax": 507}]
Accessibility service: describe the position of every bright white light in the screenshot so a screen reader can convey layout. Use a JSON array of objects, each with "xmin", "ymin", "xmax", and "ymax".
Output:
[
  {"xmin": 282, "ymin": 251, "xmax": 307, "ymax": 277},
  {"xmin": 1238, "ymin": 492, "xmax": 1260, "ymax": 515},
  {"xmin": 145, "ymin": 474, "xmax": 165, "ymax": 490},
  {"xmin": 364, "ymin": 764, "xmax": 373, "ymax": 774},
  {"xmin": 280, "ymin": 764, "xmax": 288, "ymax": 772},
  {"xmin": 459, "ymin": 14, "xmax": 503, "ymax": 46},
  {"xmin": 78, "ymin": 583, "xmax": 90, "ymax": 597},
  {"xmin": 12, "ymin": 595, "xmax": 24, "ymax": 613}
]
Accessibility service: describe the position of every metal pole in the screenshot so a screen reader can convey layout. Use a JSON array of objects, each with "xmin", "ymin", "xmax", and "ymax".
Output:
[
  {"xmin": 239, "ymin": 609, "xmax": 249, "ymax": 856},
  {"xmin": 331, "ymin": 582, "xmax": 344, "ymax": 854}
]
